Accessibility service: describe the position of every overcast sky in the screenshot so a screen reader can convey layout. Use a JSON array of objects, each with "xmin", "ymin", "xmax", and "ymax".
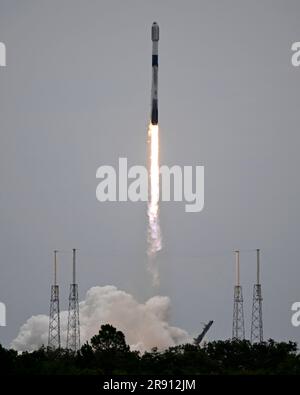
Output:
[{"xmin": 1, "ymin": 0, "xmax": 300, "ymax": 347}]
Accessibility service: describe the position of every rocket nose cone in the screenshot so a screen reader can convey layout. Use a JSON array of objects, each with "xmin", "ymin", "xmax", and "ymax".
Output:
[{"xmin": 152, "ymin": 22, "xmax": 159, "ymax": 41}]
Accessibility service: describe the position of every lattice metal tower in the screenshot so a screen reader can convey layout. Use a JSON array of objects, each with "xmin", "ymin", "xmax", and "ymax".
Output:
[
  {"xmin": 48, "ymin": 250, "xmax": 61, "ymax": 349},
  {"xmin": 251, "ymin": 249, "xmax": 263, "ymax": 343},
  {"xmin": 67, "ymin": 248, "xmax": 80, "ymax": 351},
  {"xmin": 232, "ymin": 250, "xmax": 245, "ymax": 340}
]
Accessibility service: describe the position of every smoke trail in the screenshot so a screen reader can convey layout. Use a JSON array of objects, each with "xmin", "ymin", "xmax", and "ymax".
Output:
[{"xmin": 147, "ymin": 123, "xmax": 162, "ymax": 285}]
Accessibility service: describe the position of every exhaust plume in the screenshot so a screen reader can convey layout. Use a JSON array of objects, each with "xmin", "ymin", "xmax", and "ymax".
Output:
[
  {"xmin": 147, "ymin": 123, "xmax": 162, "ymax": 285},
  {"xmin": 11, "ymin": 285, "xmax": 191, "ymax": 353}
]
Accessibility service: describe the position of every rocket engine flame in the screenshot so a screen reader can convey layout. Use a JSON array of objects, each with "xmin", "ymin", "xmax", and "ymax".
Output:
[{"xmin": 147, "ymin": 122, "xmax": 162, "ymax": 284}]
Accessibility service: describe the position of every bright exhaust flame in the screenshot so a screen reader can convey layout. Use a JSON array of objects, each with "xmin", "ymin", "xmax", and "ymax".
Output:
[{"xmin": 147, "ymin": 123, "xmax": 162, "ymax": 284}]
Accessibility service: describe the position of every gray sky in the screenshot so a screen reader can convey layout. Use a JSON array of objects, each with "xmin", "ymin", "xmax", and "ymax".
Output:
[{"xmin": 1, "ymin": 0, "xmax": 300, "ymax": 347}]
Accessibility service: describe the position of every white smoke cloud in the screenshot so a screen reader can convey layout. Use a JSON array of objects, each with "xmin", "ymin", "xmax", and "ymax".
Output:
[{"xmin": 11, "ymin": 285, "xmax": 191, "ymax": 353}]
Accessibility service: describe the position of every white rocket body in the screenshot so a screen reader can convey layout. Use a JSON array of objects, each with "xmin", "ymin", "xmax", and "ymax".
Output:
[{"xmin": 151, "ymin": 22, "xmax": 159, "ymax": 125}]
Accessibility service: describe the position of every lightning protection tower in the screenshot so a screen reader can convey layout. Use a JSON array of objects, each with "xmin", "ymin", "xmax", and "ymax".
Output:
[
  {"xmin": 232, "ymin": 250, "xmax": 245, "ymax": 340},
  {"xmin": 48, "ymin": 250, "xmax": 61, "ymax": 349},
  {"xmin": 251, "ymin": 249, "xmax": 263, "ymax": 343},
  {"xmin": 67, "ymin": 249, "xmax": 80, "ymax": 351}
]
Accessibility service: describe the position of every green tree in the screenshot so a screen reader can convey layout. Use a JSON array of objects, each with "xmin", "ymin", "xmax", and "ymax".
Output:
[{"xmin": 91, "ymin": 324, "xmax": 130, "ymax": 353}]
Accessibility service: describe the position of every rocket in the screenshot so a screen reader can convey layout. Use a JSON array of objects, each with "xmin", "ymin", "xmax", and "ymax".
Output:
[{"xmin": 151, "ymin": 22, "xmax": 159, "ymax": 125}]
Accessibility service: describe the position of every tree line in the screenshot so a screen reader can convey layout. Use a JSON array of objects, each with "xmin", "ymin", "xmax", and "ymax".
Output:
[{"xmin": 1, "ymin": 324, "xmax": 300, "ymax": 375}]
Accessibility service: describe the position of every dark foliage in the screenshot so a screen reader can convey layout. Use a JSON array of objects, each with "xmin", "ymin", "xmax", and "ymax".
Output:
[{"xmin": 1, "ymin": 325, "xmax": 300, "ymax": 375}]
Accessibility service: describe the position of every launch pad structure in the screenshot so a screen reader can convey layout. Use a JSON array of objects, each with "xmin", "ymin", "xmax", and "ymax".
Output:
[
  {"xmin": 48, "ymin": 250, "xmax": 61, "ymax": 349},
  {"xmin": 232, "ymin": 250, "xmax": 245, "ymax": 340},
  {"xmin": 251, "ymin": 249, "xmax": 263, "ymax": 343},
  {"xmin": 48, "ymin": 248, "xmax": 80, "ymax": 351},
  {"xmin": 67, "ymin": 249, "xmax": 80, "ymax": 352}
]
